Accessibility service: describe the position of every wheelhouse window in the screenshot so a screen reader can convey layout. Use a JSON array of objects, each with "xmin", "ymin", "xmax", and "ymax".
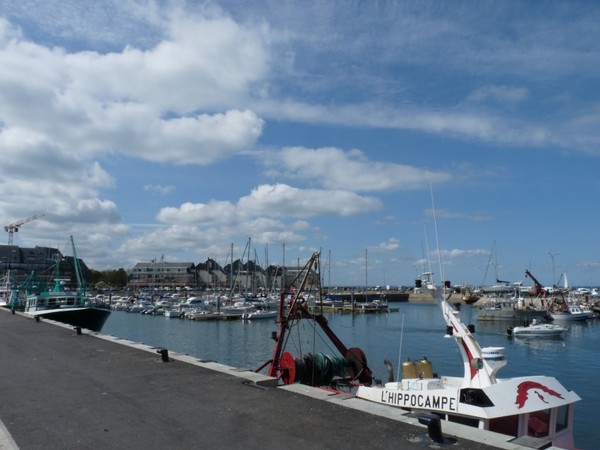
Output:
[
  {"xmin": 489, "ymin": 415, "xmax": 518, "ymax": 437},
  {"xmin": 555, "ymin": 405, "xmax": 569, "ymax": 433},
  {"xmin": 527, "ymin": 409, "xmax": 550, "ymax": 438}
]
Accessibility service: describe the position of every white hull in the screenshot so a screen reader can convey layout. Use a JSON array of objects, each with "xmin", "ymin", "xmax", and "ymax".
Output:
[
  {"xmin": 550, "ymin": 312, "xmax": 592, "ymax": 321},
  {"xmin": 357, "ymin": 374, "xmax": 578, "ymax": 419},
  {"xmin": 508, "ymin": 323, "xmax": 567, "ymax": 336},
  {"xmin": 241, "ymin": 310, "xmax": 278, "ymax": 320},
  {"xmin": 356, "ymin": 287, "xmax": 580, "ymax": 449}
]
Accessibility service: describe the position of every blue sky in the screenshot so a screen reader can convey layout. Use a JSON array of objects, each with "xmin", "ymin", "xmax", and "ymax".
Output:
[{"xmin": 1, "ymin": 0, "xmax": 599, "ymax": 288}]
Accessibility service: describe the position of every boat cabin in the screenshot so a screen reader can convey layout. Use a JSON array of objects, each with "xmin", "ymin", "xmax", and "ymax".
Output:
[{"xmin": 26, "ymin": 292, "xmax": 82, "ymax": 311}]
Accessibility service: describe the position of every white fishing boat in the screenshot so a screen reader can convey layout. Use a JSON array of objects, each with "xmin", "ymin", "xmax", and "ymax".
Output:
[
  {"xmin": 258, "ymin": 251, "xmax": 580, "ymax": 449},
  {"xmin": 476, "ymin": 280, "xmax": 549, "ymax": 322},
  {"xmin": 507, "ymin": 320, "xmax": 568, "ymax": 337},
  {"xmin": 355, "ymin": 285, "xmax": 580, "ymax": 449},
  {"xmin": 550, "ymin": 304, "xmax": 594, "ymax": 321},
  {"xmin": 23, "ymin": 236, "xmax": 111, "ymax": 333}
]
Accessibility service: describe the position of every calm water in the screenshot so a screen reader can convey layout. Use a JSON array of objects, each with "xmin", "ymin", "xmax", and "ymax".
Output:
[{"xmin": 102, "ymin": 303, "xmax": 599, "ymax": 450}]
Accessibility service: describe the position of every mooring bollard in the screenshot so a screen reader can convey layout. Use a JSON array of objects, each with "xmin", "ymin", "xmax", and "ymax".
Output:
[
  {"xmin": 157, "ymin": 348, "xmax": 170, "ymax": 362},
  {"xmin": 418, "ymin": 413, "xmax": 444, "ymax": 444}
]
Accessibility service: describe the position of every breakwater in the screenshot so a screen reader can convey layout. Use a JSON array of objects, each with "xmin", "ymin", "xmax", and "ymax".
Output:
[{"xmin": 325, "ymin": 290, "xmax": 464, "ymax": 304}]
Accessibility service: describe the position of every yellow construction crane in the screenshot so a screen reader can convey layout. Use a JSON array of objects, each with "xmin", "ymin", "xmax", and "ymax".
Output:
[{"xmin": 4, "ymin": 214, "xmax": 45, "ymax": 245}]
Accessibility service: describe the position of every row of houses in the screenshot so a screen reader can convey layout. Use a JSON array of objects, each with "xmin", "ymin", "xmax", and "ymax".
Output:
[
  {"xmin": 127, "ymin": 258, "xmax": 320, "ymax": 293},
  {"xmin": 0, "ymin": 244, "xmax": 320, "ymax": 293}
]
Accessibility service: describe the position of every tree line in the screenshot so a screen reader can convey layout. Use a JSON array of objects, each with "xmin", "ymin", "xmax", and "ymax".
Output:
[{"xmin": 89, "ymin": 268, "xmax": 128, "ymax": 289}]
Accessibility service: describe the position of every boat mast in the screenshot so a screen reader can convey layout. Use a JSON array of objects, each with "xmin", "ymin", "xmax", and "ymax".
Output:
[
  {"xmin": 70, "ymin": 235, "xmax": 86, "ymax": 304},
  {"xmin": 365, "ymin": 248, "xmax": 368, "ymax": 289}
]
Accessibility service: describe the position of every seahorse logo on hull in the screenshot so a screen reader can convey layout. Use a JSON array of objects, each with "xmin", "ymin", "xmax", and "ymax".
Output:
[{"xmin": 515, "ymin": 381, "xmax": 564, "ymax": 408}]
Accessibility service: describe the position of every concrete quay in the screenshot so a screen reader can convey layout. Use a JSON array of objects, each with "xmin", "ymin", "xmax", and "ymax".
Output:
[{"xmin": 0, "ymin": 309, "xmax": 523, "ymax": 450}]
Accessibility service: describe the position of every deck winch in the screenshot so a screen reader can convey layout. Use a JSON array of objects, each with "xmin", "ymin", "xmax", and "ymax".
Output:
[
  {"xmin": 278, "ymin": 347, "xmax": 369, "ymax": 386},
  {"xmin": 256, "ymin": 252, "xmax": 374, "ymax": 389}
]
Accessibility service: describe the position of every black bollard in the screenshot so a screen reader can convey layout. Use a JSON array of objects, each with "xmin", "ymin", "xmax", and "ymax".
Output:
[
  {"xmin": 157, "ymin": 348, "xmax": 170, "ymax": 362},
  {"xmin": 75, "ymin": 326, "xmax": 82, "ymax": 335},
  {"xmin": 418, "ymin": 413, "xmax": 444, "ymax": 444}
]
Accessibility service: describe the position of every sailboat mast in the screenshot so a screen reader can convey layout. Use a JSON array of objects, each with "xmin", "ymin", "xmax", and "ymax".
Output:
[
  {"xmin": 282, "ymin": 243, "xmax": 286, "ymax": 290},
  {"xmin": 365, "ymin": 248, "xmax": 368, "ymax": 288}
]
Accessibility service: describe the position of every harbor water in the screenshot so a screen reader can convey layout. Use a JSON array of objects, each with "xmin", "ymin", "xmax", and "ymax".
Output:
[{"xmin": 102, "ymin": 303, "xmax": 599, "ymax": 450}]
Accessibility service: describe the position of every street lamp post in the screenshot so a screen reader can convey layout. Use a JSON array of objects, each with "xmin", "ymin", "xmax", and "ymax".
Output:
[{"xmin": 548, "ymin": 252, "xmax": 559, "ymax": 288}]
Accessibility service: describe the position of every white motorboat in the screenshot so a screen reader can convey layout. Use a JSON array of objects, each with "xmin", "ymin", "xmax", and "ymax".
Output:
[
  {"xmin": 164, "ymin": 308, "xmax": 183, "ymax": 318},
  {"xmin": 507, "ymin": 321, "xmax": 567, "ymax": 337},
  {"xmin": 356, "ymin": 285, "xmax": 580, "ymax": 449},
  {"xmin": 127, "ymin": 300, "xmax": 153, "ymax": 313},
  {"xmin": 241, "ymin": 309, "xmax": 278, "ymax": 320}
]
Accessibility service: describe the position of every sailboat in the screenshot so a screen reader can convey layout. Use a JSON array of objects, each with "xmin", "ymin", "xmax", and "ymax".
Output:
[
  {"xmin": 23, "ymin": 236, "xmax": 111, "ymax": 332},
  {"xmin": 479, "ymin": 241, "xmax": 513, "ymax": 294}
]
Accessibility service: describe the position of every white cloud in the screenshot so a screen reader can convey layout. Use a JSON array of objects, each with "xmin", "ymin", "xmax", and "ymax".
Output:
[
  {"xmin": 134, "ymin": 182, "xmax": 381, "ymax": 266},
  {"xmin": 438, "ymin": 248, "xmax": 489, "ymax": 259},
  {"xmin": 158, "ymin": 201, "xmax": 238, "ymax": 225},
  {"xmin": 1, "ymin": 1, "xmax": 599, "ymax": 284},
  {"xmin": 0, "ymin": 127, "xmax": 118, "ymax": 222},
  {"xmin": 144, "ymin": 184, "xmax": 174, "ymax": 195},
  {"xmin": 371, "ymin": 238, "xmax": 401, "ymax": 252},
  {"xmin": 0, "ymin": 12, "xmax": 268, "ymax": 165},
  {"xmin": 158, "ymin": 183, "xmax": 381, "ymax": 224},
  {"xmin": 237, "ymin": 184, "xmax": 381, "ymax": 217},
  {"xmin": 0, "ymin": 7, "xmax": 270, "ymax": 265},
  {"xmin": 468, "ymin": 85, "xmax": 529, "ymax": 105},
  {"xmin": 424, "ymin": 208, "xmax": 492, "ymax": 222},
  {"xmin": 265, "ymin": 147, "xmax": 451, "ymax": 192}
]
